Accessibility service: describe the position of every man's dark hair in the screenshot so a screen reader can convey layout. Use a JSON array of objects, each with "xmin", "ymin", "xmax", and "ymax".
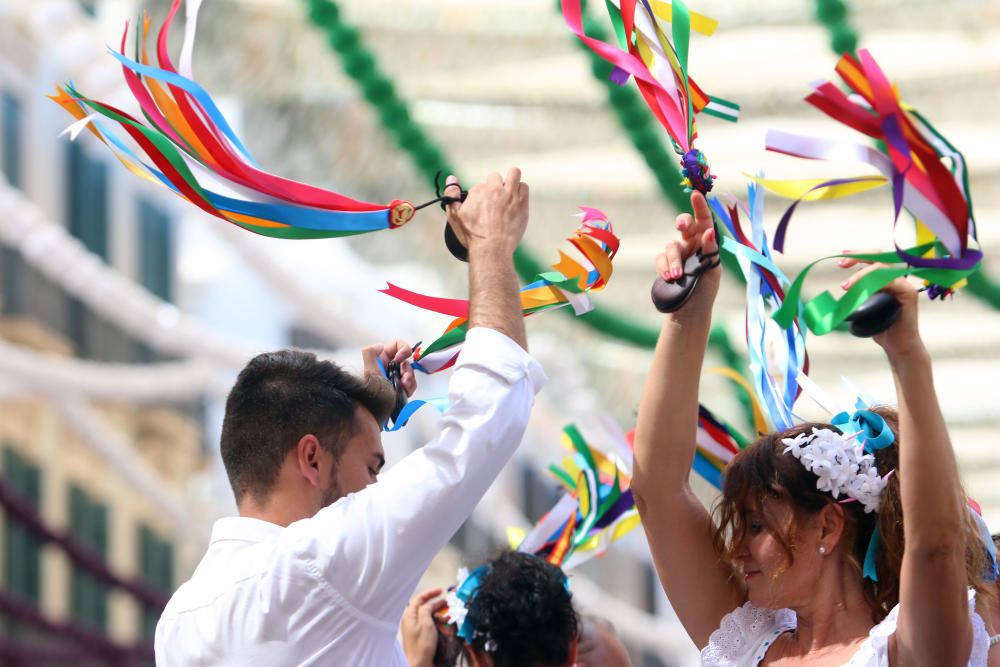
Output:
[{"xmin": 220, "ymin": 349, "xmax": 395, "ymax": 502}]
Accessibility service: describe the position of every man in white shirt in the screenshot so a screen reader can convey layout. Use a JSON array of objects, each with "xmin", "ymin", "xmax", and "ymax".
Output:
[{"xmin": 155, "ymin": 169, "xmax": 545, "ymax": 666}]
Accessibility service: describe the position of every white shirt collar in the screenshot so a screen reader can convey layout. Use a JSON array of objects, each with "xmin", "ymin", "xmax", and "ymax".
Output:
[{"xmin": 209, "ymin": 516, "xmax": 285, "ymax": 544}]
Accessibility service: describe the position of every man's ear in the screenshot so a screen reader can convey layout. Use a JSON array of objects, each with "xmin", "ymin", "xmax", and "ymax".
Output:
[{"xmin": 295, "ymin": 434, "xmax": 323, "ymax": 489}]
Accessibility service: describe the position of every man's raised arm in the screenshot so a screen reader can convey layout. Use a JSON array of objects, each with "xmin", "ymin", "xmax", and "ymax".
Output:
[{"xmin": 304, "ymin": 168, "xmax": 544, "ymax": 621}]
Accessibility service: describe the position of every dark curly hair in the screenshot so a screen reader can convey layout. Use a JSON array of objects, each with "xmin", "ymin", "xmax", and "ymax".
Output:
[{"xmin": 453, "ymin": 551, "xmax": 580, "ymax": 667}]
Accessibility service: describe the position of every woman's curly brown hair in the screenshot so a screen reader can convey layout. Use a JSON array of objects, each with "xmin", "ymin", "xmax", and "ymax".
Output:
[{"xmin": 711, "ymin": 407, "xmax": 991, "ymax": 622}]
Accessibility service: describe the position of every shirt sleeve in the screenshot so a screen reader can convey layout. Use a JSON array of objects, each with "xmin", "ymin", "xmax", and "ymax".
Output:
[{"xmin": 292, "ymin": 327, "xmax": 546, "ymax": 623}]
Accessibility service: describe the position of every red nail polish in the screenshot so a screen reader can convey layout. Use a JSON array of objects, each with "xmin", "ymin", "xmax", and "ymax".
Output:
[{"xmin": 663, "ymin": 271, "xmax": 672, "ymax": 280}]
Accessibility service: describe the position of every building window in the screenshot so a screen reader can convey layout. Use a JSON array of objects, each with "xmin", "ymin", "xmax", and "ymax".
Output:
[
  {"xmin": 65, "ymin": 141, "xmax": 109, "ymax": 260},
  {"xmin": 0, "ymin": 249, "xmax": 23, "ymax": 316},
  {"xmin": 1, "ymin": 92, "xmax": 25, "ymax": 316},
  {"xmin": 2, "ymin": 448, "xmax": 43, "ymax": 603},
  {"xmin": 137, "ymin": 199, "xmax": 173, "ymax": 303},
  {"xmin": 68, "ymin": 484, "xmax": 109, "ymax": 631},
  {"xmin": 2, "ymin": 91, "xmax": 21, "ymax": 188},
  {"xmin": 138, "ymin": 524, "xmax": 174, "ymax": 641}
]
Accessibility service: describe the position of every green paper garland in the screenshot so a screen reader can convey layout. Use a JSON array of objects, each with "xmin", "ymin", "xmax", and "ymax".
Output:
[
  {"xmin": 303, "ymin": 0, "xmax": 758, "ymax": 430},
  {"xmin": 813, "ymin": 0, "xmax": 859, "ymax": 56}
]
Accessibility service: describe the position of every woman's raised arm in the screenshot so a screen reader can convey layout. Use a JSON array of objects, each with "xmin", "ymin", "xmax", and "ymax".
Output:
[
  {"xmin": 839, "ymin": 265, "xmax": 972, "ymax": 665},
  {"xmin": 632, "ymin": 192, "xmax": 745, "ymax": 647}
]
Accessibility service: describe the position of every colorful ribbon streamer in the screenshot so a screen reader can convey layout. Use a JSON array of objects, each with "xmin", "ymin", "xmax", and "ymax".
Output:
[
  {"xmin": 514, "ymin": 423, "xmax": 639, "ymax": 570},
  {"xmin": 561, "ymin": 0, "xmax": 739, "ymax": 194},
  {"xmin": 712, "ymin": 184, "xmax": 810, "ymax": 433},
  {"xmin": 771, "ymin": 244, "xmax": 980, "ymax": 335},
  {"xmin": 693, "ymin": 404, "xmax": 750, "ymax": 490},
  {"xmin": 51, "ymin": 0, "xmax": 419, "ymax": 239},
  {"xmin": 512, "ymin": 409, "xmax": 750, "ymax": 572},
  {"xmin": 761, "ymin": 50, "xmax": 982, "ymax": 331},
  {"xmin": 384, "ymin": 209, "xmax": 619, "ymax": 375}
]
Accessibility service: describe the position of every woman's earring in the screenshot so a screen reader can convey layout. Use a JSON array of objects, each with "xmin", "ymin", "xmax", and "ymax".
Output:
[{"xmin": 819, "ymin": 545, "xmax": 827, "ymax": 555}]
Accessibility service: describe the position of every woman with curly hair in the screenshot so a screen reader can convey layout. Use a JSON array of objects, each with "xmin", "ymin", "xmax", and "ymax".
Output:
[
  {"xmin": 631, "ymin": 192, "xmax": 991, "ymax": 665},
  {"xmin": 402, "ymin": 550, "xmax": 580, "ymax": 667}
]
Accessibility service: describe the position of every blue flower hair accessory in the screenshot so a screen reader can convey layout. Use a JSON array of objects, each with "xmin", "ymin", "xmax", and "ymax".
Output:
[
  {"xmin": 445, "ymin": 565, "xmax": 491, "ymax": 647},
  {"xmin": 443, "ymin": 555, "xmax": 572, "ymax": 651},
  {"xmin": 830, "ymin": 401, "xmax": 896, "ymax": 453}
]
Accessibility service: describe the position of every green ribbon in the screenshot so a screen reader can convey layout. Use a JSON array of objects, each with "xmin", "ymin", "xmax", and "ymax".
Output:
[
  {"xmin": 670, "ymin": 0, "xmax": 694, "ymax": 143},
  {"xmin": 773, "ymin": 243, "xmax": 980, "ymax": 335}
]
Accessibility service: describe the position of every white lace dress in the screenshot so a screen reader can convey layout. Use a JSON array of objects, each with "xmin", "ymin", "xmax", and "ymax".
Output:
[{"xmin": 701, "ymin": 588, "xmax": 989, "ymax": 666}]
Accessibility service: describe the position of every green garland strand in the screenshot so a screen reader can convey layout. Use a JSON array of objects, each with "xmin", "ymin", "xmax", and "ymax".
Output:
[
  {"xmin": 813, "ymin": 0, "xmax": 859, "ymax": 56},
  {"xmin": 303, "ymin": 0, "xmax": 754, "ymax": 427}
]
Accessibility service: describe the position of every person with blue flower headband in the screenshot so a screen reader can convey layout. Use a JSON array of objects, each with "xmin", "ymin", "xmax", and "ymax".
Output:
[{"xmin": 402, "ymin": 551, "xmax": 580, "ymax": 667}]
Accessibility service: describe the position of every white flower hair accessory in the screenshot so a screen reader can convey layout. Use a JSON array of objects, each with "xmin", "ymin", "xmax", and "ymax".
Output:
[
  {"xmin": 444, "ymin": 564, "xmax": 496, "ymax": 647},
  {"xmin": 445, "ymin": 567, "xmax": 471, "ymax": 629},
  {"xmin": 781, "ymin": 427, "xmax": 888, "ymax": 513}
]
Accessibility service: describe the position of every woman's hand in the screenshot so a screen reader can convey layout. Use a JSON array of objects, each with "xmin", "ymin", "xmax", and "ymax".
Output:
[
  {"xmin": 656, "ymin": 191, "xmax": 721, "ymax": 320},
  {"xmin": 838, "ymin": 255, "xmax": 924, "ymax": 359},
  {"xmin": 401, "ymin": 588, "xmax": 447, "ymax": 667}
]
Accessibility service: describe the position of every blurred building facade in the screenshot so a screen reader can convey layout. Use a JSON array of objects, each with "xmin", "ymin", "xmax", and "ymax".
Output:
[
  {"xmin": 0, "ymin": 2, "xmax": 209, "ymax": 659},
  {"xmin": 0, "ymin": 0, "xmax": 996, "ymax": 666}
]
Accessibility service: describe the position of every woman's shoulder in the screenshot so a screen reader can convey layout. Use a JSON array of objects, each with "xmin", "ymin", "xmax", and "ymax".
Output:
[
  {"xmin": 851, "ymin": 587, "xmax": 990, "ymax": 667},
  {"xmin": 701, "ymin": 602, "xmax": 796, "ymax": 667}
]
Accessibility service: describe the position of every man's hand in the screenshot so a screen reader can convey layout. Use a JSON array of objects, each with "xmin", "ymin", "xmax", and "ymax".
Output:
[
  {"xmin": 444, "ymin": 168, "xmax": 529, "ymax": 257},
  {"xmin": 361, "ymin": 340, "xmax": 417, "ymax": 397},
  {"xmin": 442, "ymin": 169, "xmax": 531, "ymax": 350},
  {"xmin": 401, "ymin": 588, "xmax": 446, "ymax": 667}
]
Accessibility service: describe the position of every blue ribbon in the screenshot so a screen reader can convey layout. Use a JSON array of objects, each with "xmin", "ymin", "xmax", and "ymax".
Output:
[
  {"xmin": 106, "ymin": 48, "xmax": 260, "ymax": 166},
  {"xmin": 375, "ymin": 357, "xmax": 447, "ymax": 432},
  {"xmin": 863, "ymin": 525, "xmax": 880, "ymax": 581},
  {"xmin": 830, "ymin": 407, "xmax": 895, "ymax": 453},
  {"xmin": 970, "ymin": 506, "xmax": 999, "ymax": 583},
  {"xmin": 692, "ymin": 451, "xmax": 723, "ymax": 490},
  {"xmin": 713, "ymin": 185, "xmax": 804, "ymax": 434},
  {"xmin": 454, "ymin": 564, "xmax": 490, "ymax": 643}
]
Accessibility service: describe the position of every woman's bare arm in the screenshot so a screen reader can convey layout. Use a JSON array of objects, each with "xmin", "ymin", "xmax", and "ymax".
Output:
[
  {"xmin": 838, "ymin": 267, "xmax": 971, "ymax": 665},
  {"xmin": 632, "ymin": 192, "xmax": 746, "ymax": 647}
]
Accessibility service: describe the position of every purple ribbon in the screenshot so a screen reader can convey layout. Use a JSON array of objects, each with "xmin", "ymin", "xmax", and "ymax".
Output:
[
  {"xmin": 772, "ymin": 176, "xmax": 885, "ymax": 253},
  {"xmin": 593, "ymin": 490, "xmax": 635, "ymax": 530}
]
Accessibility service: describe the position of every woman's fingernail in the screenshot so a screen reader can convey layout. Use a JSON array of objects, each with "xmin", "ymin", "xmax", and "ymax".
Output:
[
  {"xmin": 841, "ymin": 281, "xmax": 849, "ymax": 290},
  {"xmin": 673, "ymin": 268, "xmax": 683, "ymax": 279},
  {"xmin": 663, "ymin": 271, "xmax": 672, "ymax": 280},
  {"xmin": 708, "ymin": 228, "xmax": 716, "ymax": 242}
]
